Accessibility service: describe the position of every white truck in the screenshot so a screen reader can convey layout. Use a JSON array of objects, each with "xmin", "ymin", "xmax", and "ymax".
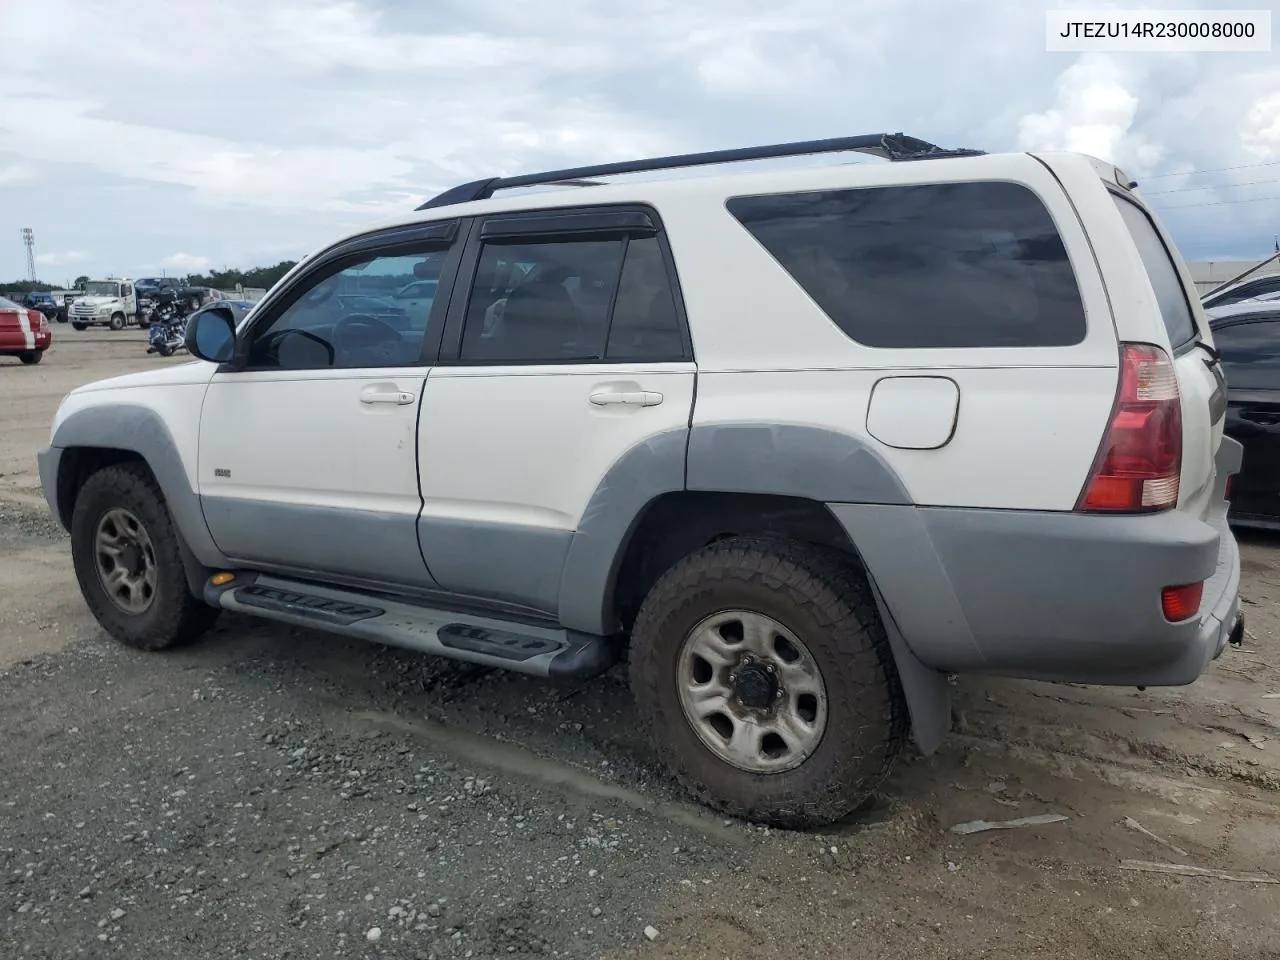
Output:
[{"xmin": 67, "ymin": 278, "xmax": 140, "ymax": 331}]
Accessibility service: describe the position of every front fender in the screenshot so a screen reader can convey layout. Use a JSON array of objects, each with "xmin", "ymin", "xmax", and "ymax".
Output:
[{"xmin": 43, "ymin": 403, "xmax": 228, "ymax": 569}]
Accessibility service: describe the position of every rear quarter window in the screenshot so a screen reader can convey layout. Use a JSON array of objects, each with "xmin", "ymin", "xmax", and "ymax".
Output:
[
  {"xmin": 725, "ymin": 180, "xmax": 1088, "ymax": 349},
  {"xmin": 1110, "ymin": 194, "xmax": 1198, "ymax": 349}
]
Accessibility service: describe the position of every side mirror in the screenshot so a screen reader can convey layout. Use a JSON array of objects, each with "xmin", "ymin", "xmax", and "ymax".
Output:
[{"xmin": 186, "ymin": 306, "xmax": 237, "ymax": 364}]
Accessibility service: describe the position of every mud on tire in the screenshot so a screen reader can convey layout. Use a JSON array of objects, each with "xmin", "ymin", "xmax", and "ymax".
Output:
[
  {"xmin": 628, "ymin": 536, "xmax": 907, "ymax": 828},
  {"xmin": 70, "ymin": 462, "xmax": 220, "ymax": 651}
]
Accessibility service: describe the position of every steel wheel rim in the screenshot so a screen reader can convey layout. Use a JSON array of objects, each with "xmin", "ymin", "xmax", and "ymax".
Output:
[
  {"xmin": 94, "ymin": 508, "xmax": 158, "ymax": 615},
  {"xmin": 676, "ymin": 609, "xmax": 829, "ymax": 774}
]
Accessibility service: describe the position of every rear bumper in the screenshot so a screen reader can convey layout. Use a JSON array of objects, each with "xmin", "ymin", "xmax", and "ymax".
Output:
[
  {"xmin": 0, "ymin": 333, "xmax": 50, "ymax": 352},
  {"xmin": 829, "ymin": 438, "xmax": 1244, "ymax": 687}
]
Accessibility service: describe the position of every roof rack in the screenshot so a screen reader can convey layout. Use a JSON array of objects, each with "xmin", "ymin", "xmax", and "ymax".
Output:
[{"xmin": 416, "ymin": 132, "xmax": 984, "ymax": 210}]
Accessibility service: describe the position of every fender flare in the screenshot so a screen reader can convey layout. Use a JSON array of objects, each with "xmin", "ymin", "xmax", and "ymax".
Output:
[
  {"xmin": 557, "ymin": 422, "xmax": 950, "ymax": 754},
  {"xmin": 44, "ymin": 404, "xmax": 229, "ymax": 582}
]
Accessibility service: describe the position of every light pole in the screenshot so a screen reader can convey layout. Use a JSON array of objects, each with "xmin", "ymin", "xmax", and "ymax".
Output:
[{"xmin": 21, "ymin": 228, "xmax": 36, "ymax": 283}]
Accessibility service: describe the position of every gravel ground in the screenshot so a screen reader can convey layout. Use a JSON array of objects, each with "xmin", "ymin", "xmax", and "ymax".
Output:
[{"xmin": 2, "ymin": 329, "xmax": 1279, "ymax": 959}]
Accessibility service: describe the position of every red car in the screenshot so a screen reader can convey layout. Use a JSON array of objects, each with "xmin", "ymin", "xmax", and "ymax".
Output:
[{"xmin": 0, "ymin": 296, "xmax": 51, "ymax": 364}]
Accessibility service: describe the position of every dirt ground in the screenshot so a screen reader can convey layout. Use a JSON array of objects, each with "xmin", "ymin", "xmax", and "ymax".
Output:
[{"xmin": 2, "ymin": 329, "xmax": 1279, "ymax": 960}]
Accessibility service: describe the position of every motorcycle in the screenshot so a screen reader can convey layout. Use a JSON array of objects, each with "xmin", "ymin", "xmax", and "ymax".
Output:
[{"xmin": 146, "ymin": 299, "xmax": 189, "ymax": 357}]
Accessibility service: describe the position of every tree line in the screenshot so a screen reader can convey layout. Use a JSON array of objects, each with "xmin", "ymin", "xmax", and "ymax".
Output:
[{"xmin": 2, "ymin": 260, "xmax": 298, "ymax": 295}]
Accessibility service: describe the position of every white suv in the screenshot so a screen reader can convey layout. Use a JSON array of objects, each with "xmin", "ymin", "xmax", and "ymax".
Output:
[{"xmin": 37, "ymin": 133, "xmax": 1243, "ymax": 827}]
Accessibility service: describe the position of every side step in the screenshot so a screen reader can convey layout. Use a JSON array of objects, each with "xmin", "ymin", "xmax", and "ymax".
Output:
[{"xmin": 204, "ymin": 572, "xmax": 618, "ymax": 681}]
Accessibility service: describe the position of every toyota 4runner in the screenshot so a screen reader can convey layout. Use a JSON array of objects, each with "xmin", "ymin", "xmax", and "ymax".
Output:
[{"xmin": 37, "ymin": 133, "xmax": 1244, "ymax": 827}]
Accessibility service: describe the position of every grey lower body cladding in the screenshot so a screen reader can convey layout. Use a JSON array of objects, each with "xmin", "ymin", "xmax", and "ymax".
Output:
[{"xmin": 829, "ymin": 479, "xmax": 1241, "ymax": 687}]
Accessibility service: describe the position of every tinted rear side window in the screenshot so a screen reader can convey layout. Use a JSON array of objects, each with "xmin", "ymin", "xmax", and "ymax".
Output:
[
  {"xmin": 726, "ymin": 181, "xmax": 1087, "ymax": 349},
  {"xmin": 1212, "ymin": 317, "xmax": 1280, "ymax": 391},
  {"xmin": 1110, "ymin": 195, "xmax": 1197, "ymax": 349}
]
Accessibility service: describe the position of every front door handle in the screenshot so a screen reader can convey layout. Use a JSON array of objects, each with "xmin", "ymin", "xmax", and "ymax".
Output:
[
  {"xmin": 589, "ymin": 390, "xmax": 664, "ymax": 407},
  {"xmin": 360, "ymin": 385, "xmax": 416, "ymax": 405}
]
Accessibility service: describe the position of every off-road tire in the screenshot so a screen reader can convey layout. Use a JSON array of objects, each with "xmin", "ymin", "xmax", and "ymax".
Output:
[
  {"xmin": 71, "ymin": 322, "xmax": 87, "ymax": 331},
  {"xmin": 629, "ymin": 536, "xmax": 907, "ymax": 828},
  {"xmin": 70, "ymin": 462, "xmax": 220, "ymax": 651},
  {"xmin": 108, "ymin": 313, "xmax": 125, "ymax": 331},
  {"xmin": 18, "ymin": 351, "xmax": 42, "ymax": 365}
]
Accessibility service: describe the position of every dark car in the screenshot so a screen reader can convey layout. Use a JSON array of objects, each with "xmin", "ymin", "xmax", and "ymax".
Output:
[
  {"xmin": 21, "ymin": 291, "xmax": 66, "ymax": 323},
  {"xmin": 188, "ymin": 298, "xmax": 255, "ymax": 327},
  {"xmin": 136, "ymin": 277, "xmax": 211, "ymax": 312},
  {"xmin": 1207, "ymin": 299, "xmax": 1280, "ymax": 530},
  {"xmin": 1203, "ymin": 272, "xmax": 1280, "ymax": 310}
]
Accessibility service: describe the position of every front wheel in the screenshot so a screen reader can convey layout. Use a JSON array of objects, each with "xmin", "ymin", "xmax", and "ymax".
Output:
[
  {"xmin": 108, "ymin": 313, "xmax": 125, "ymax": 330},
  {"xmin": 18, "ymin": 351, "xmax": 43, "ymax": 365},
  {"xmin": 70, "ymin": 462, "xmax": 220, "ymax": 651},
  {"xmin": 71, "ymin": 322, "xmax": 87, "ymax": 331},
  {"xmin": 629, "ymin": 537, "xmax": 907, "ymax": 828}
]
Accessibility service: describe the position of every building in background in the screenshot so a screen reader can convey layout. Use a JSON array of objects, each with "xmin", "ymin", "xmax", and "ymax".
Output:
[{"xmin": 1187, "ymin": 259, "xmax": 1280, "ymax": 298}]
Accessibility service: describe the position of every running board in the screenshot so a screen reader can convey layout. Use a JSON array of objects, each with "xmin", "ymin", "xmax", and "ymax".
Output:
[{"xmin": 203, "ymin": 572, "xmax": 618, "ymax": 680}]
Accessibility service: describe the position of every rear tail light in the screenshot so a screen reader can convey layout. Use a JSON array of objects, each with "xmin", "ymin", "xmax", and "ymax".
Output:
[
  {"xmin": 1161, "ymin": 582, "xmax": 1203, "ymax": 622},
  {"xmin": 29, "ymin": 309, "xmax": 47, "ymax": 331},
  {"xmin": 1224, "ymin": 474, "xmax": 1235, "ymax": 502},
  {"xmin": 1077, "ymin": 343, "xmax": 1182, "ymax": 513}
]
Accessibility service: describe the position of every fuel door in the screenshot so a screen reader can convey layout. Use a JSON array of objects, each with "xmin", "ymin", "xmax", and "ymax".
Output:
[{"xmin": 866, "ymin": 375, "xmax": 960, "ymax": 450}]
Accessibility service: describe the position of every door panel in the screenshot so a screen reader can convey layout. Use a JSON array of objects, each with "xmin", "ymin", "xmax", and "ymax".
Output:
[
  {"xmin": 199, "ymin": 369, "xmax": 434, "ymax": 586},
  {"xmin": 195, "ymin": 231, "xmax": 461, "ymax": 589},
  {"xmin": 1226, "ymin": 399, "xmax": 1280, "ymax": 521},
  {"xmin": 417, "ymin": 209, "xmax": 697, "ymax": 613},
  {"xmin": 416, "ymin": 363, "xmax": 695, "ymax": 608}
]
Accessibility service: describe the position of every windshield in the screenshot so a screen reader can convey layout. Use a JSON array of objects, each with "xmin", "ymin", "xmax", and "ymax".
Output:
[
  {"xmin": 83, "ymin": 281, "xmax": 121, "ymax": 297},
  {"xmin": 0, "ymin": 296, "xmax": 20, "ymax": 310}
]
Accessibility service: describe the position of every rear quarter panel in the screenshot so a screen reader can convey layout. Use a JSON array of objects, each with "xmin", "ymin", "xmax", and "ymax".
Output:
[
  {"xmin": 1036, "ymin": 153, "xmax": 1224, "ymax": 516},
  {"xmin": 654, "ymin": 153, "xmax": 1120, "ymax": 511}
]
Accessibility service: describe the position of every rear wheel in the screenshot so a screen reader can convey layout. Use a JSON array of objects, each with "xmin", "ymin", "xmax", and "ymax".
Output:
[
  {"xmin": 70, "ymin": 462, "xmax": 220, "ymax": 651},
  {"xmin": 629, "ymin": 537, "xmax": 907, "ymax": 828},
  {"xmin": 18, "ymin": 351, "xmax": 42, "ymax": 365}
]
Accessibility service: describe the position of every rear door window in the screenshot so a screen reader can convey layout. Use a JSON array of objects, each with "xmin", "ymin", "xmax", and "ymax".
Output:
[
  {"xmin": 1110, "ymin": 195, "xmax": 1198, "ymax": 349},
  {"xmin": 725, "ymin": 181, "xmax": 1087, "ymax": 349},
  {"xmin": 1211, "ymin": 316, "xmax": 1280, "ymax": 391}
]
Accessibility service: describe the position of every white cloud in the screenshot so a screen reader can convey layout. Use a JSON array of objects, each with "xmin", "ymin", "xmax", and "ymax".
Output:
[
  {"xmin": 1242, "ymin": 90, "xmax": 1280, "ymax": 160},
  {"xmin": 0, "ymin": 162, "xmax": 39, "ymax": 186},
  {"xmin": 1016, "ymin": 54, "xmax": 1164, "ymax": 173},
  {"xmin": 0, "ymin": 0, "xmax": 1277, "ymax": 278},
  {"xmin": 160, "ymin": 253, "xmax": 212, "ymax": 273},
  {"xmin": 34, "ymin": 251, "xmax": 89, "ymax": 267}
]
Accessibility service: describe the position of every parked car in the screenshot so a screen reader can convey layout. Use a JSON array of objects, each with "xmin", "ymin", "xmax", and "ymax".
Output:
[
  {"xmin": 21, "ymin": 291, "xmax": 66, "ymax": 323},
  {"xmin": 1202, "ymin": 272, "xmax": 1280, "ymax": 310},
  {"xmin": 37, "ymin": 132, "xmax": 1243, "ymax": 827},
  {"xmin": 0, "ymin": 295, "xmax": 52, "ymax": 364},
  {"xmin": 135, "ymin": 278, "xmax": 213, "ymax": 314},
  {"xmin": 1206, "ymin": 299, "xmax": 1280, "ymax": 530}
]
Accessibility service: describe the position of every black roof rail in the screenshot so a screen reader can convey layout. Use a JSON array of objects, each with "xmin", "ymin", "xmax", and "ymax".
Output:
[{"xmin": 416, "ymin": 132, "xmax": 984, "ymax": 210}]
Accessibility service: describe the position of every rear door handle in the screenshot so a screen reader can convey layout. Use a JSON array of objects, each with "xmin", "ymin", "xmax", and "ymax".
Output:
[
  {"xmin": 360, "ymin": 385, "xmax": 416, "ymax": 405},
  {"xmin": 589, "ymin": 390, "xmax": 664, "ymax": 407}
]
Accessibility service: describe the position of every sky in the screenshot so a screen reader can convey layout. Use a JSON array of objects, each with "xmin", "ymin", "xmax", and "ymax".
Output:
[{"xmin": 0, "ymin": 0, "xmax": 1277, "ymax": 285}]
